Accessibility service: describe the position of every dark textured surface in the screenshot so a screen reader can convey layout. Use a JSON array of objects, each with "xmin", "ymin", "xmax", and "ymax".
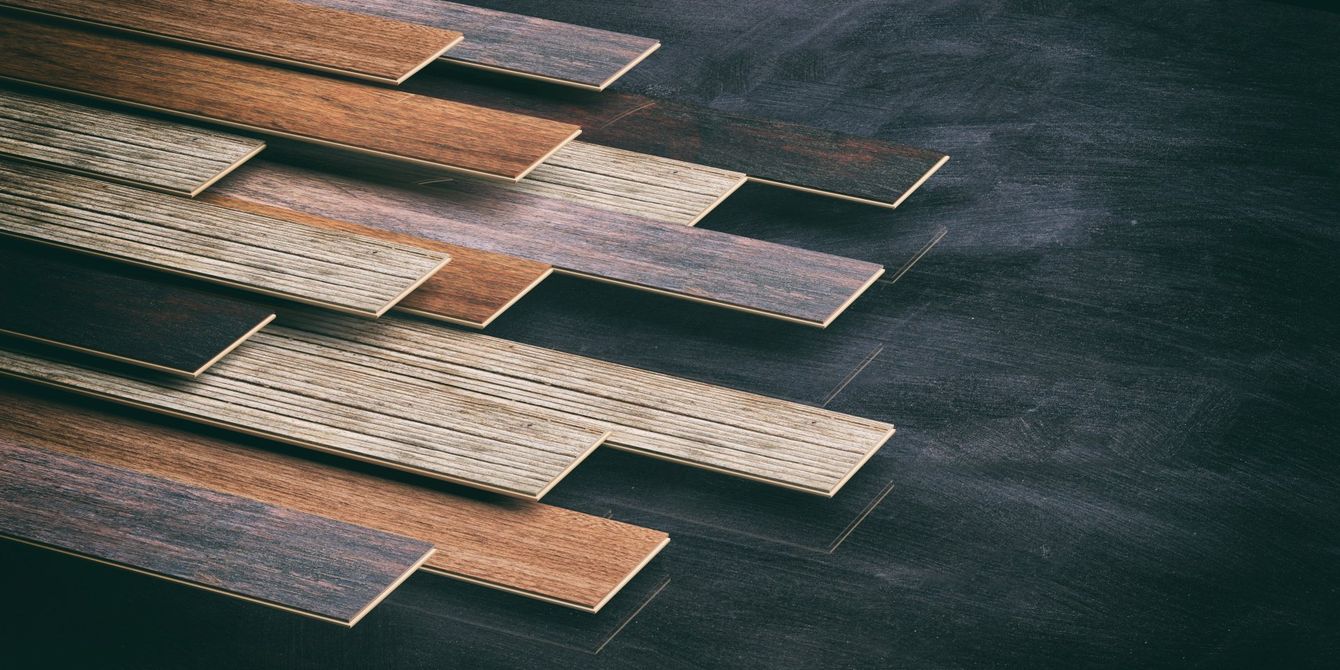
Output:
[
  {"xmin": 0, "ymin": 240, "xmax": 274, "ymax": 376},
  {"xmin": 3, "ymin": 0, "xmax": 1339, "ymax": 667}
]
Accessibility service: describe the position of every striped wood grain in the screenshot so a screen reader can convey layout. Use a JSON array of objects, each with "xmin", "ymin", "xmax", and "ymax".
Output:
[
  {"xmin": 0, "ymin": 0, "xmax": 463, "ymax": 84},
  {"xmin": 0, "ymin": 440, "xmax": 434, "ymax": 626},
  {"xmin": 0, "ymin": 14, "xmax": 580, "ymax": 181},
  {"xmin": 0, "ymin": 384, "xmax": 669, "ymax": 613},
  {"xmin": 0, "ymin": 88, "xmax": 264, "ymax": 196},
  {"xmin": 0, "ymin": 161, "xmax": 451, "ymax": 317}
]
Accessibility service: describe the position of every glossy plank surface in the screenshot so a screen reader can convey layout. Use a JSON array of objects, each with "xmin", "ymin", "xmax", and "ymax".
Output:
[
  {"xmin": 310, "ymin": 0, "xmax": 659, "ymax": 90},
  {"xmin": 0, "ymin": 440, "xmax": 433, "ymax": 626},
  {"xmin": 0, "ymin": 161, "xmax": 450, "ymax": 317},
  {"xmin": 0, "ymin": 241, "xmax": 274, "ymax": 377},
  {"xmin": 0, "ymin": 14, "xmax": 581, "ymax": 180},
  {"xmin": 0, "ymin": 0, "xmax": 462, "ymax": 84},
  {"xmin": 0, "ymin": 383, "xmax": 668, "ymax": 613},
  {"xmin": 0, "ymin": 88, "xmax": 264, "ymax": 196}
]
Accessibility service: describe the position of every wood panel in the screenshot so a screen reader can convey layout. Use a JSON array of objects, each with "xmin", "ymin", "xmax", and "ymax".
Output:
[
  {"xmin": 0, "ymin": 331, "xmax": 609, "ymax": 500},
  {"xmin": 0, "ymin": 0, "xmax": 462, "ymax": 85},
  {"xmin": 0, "ymin": 14, "xmax": 581, "ymax": 180},
  {"xmin": 0, "ymin": 88, "xmax": 264, "ymax": 196},
  {"xmin": 308, "ymin": 0, "xmax": 660, "ymax": 90},
  {"xmin": 0, "ymin": 161, "xmax": 451, "ymax": 317},
  {"xmin": 0, "ymin": 240, "xmax": 274, "ymax": 377},
  {"xmin": 404, "ymin": 70, "xmax": 950, "ymax": 207},
  {"xmin": 214, "ymin": 159, "xmax": 884, "ymax": 327},
  {"xmin": 0, "ymin": 383, "xmax": 669, "ymax": 613},
  {"xmin": 0, "ymin": 440, "xmax": 434, "ymax": 626}
]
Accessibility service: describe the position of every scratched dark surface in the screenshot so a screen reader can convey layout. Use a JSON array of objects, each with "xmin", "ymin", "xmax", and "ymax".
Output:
[{"xmin": 4, "ymin": 0, "xmax": 1340, "ymax": 667}]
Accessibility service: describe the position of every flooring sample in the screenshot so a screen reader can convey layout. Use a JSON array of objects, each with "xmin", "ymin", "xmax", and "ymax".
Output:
[
  {"xmin": 0, "ymin": 331, "xmax": 609, "ymax": 500},
  {"xmin": 0, "ymin": 161, "xmax": 451, "ymax": 317},
  {"xmin": 213, "ymin": 160, "xmax": 884, "ymax": 327},
  {"xmin": 404, "ymin": 71, "xmax": 950, "ymax": 207},
  {"xmin": 0, "ymin": 14, "xmax": 580, "ymax": 180},
  {"xmin": 0, "ymin": 88, "xmax": 264, "ymax": 196},
  {"xmin": 0, "ymin": 241, "xmax": 274, "ymax": 377},
  {"xmin": 1, "ymin": 0, "xmax": 462, "ymax": 85},
  {"xmin": 309, "ymin": 0, "xmax": 660, "ymax": 90},
  {"xmin": 0, "ymin": 384, "xmax": 669, "ymax": 613},
  {"xmin": 0, "ymin": 440, "xmax": 434, "ymax": 626}
]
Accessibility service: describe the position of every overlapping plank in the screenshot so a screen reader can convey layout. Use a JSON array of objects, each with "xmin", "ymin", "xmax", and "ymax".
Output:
[
  {"xmin": 0, "ymin": 161, "xmax": 450, "ymax": 317},
  {"xmin": 0, "ymin": 384, "xmax": 669, "ymax": 612},
  {"xmin": 309, "ymin": 0, "xmax": 660, "ymax": 90},
  {"xmin": 214, "ymin": 159, "xmax": 884, "ymax": 327},
  {"xmin": 0, "ymin": 241, "xmax": 274, "ymax": 377},
  {"xmin": 0, "ymin": 88, "xmax": 264, "ymax": 196},
  {"xmin": 0, "ymin": 0, "xmax": 462, "ymax": 84},
  {"xmin": 0, "ymin": 14, "xmax": 581, "ymax": 180},
  {"xmin": 0, "ymin": 440, "xmax": 434, "ymax": 626}
]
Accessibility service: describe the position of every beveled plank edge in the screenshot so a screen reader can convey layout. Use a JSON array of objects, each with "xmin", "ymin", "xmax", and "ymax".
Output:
[
  {"xmin": 394, "ymin": 265, "xmax": 555, "ymax": 329},
  {"xmin": 441, "ymin": 40, "xmax": 662, "ymax": 92},
  {"xmin": 346, "ymin": 547, "xmax": 436, "ymax": 627},
  {"xmin": 187, "ymin": 313, "xmax": 276, "ymax": 377},
  {"xmin": 512, "ymin": 127, "xmax": 583, "ymax": 182},
  {"xmin": 746, "ymin": 153, "xmax": 951, "ymax": 209},
  {"xmin": 187, "ymin": 140, "xmax": 267, "ymax": 197},
  {"xmin": 685, "ymin": 170, "xmax": 749, "ymax": 226},
  {"xmin": 367, "ymin": 254, "xmax": 452, "ymax": 318}
]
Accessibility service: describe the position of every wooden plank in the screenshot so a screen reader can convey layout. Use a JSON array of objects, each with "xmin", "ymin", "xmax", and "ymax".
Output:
[
  {"xmin": 404, "ymin": 71, "xmax": 950, "ymax": 208},
  {"xmin": 0, "ymin": 88, "xmax": 264, "ymax": 196},
  {"xmin": 0, "ymin": 14, "xmax": 581, "ymax": 181},
  {"xmin": 0, "ymin": 440, "xmax": 434, "ymax": 626},
  {"xmin": 0, "ymin": 0, "xmax": 463, "ymax": 85},
  {"xmin": 0, "ymin": 330, "xmax": 610, "ymax": 501},
  {"xmin": 0, "ymin": 161, "xmax": 451, "ymax": 318},
  {"xmin": 0, "ymin": 383, "xmax": 669, "ymax": 613},
  {"xmin": 214, "ymin": 159, "xmax": 884, "ymax": 328},
  {"xmin": 308, "ymin": 0, "xmax": 660, "ymax": 90},
  {"xmin": 0, "ymin": 240, "xmax": 275, "ymax": 377}
]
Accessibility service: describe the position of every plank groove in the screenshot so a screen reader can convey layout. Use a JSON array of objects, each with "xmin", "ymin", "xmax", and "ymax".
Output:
[
  {"xmin": 0, "ymin": 14, "xmax": 581, "ymax": 180},
  {"xmin": 0, "ymin": 161, "xmax": 451, "ymax": 317},
  {"xmin": 0, "ymin": 440, "xmax": 434, "ymax": 626}
]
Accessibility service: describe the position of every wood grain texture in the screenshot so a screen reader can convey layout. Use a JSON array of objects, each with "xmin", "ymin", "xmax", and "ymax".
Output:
[
  {"xmin": 0, "ymin": 88, "xmax": 264, "ymax": 196},
  {"xmin": 0, "ymin": 0, "xmax": 462, "ymax": 84},
  {"xmin": 0, "ymin": 240, "xmax": 274, "ymax": 377},
  {"xmin": 0, "ymin": 440, "xmax": 433, "ymax": 626},
  {"xmin": 0, "ymin": 384, "xmax": 669, "ymax": 613},
  {"xmin": 0, "ymin": 330, "xmax": 609, "ymax": 500},
  {"xmin": 405, "ymin": 70, "xmax": 949, "ymax": 207},
  {"xmin": 214, "ymin": 159, "xmax": 883, "ymax": 327},
  {"xmin": 0, "ymin": 14, "xmax": 580, "ymax": 180},
  {"xmin": 0, "ymin": 161, "xmax": 451, "ymax": 317},
  {"xmin": 308, "ymin": 0, "xmax": 660, "ymax": 90}
]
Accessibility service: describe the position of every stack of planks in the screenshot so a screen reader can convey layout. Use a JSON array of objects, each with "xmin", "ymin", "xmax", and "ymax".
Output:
[{"xmin": 0, "ymin": 0, "xmax": 945, "ymax": 628}]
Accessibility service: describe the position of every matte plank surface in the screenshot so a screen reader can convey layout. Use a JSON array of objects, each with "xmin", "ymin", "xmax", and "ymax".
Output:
[
  {"xmin": 309, "ymin": 0, "xmax": 660, "ymax": 90},
  {"xmin": 0, "ymin": 88, "xmax": 264, "ymax": 196},
  {"xmin": 0, "ymin": 384, "xmax": 669, "ymax": 613},
  {"xmin": 0, "ymin": 14, "xmax": 581, "ymax": 180},
  {"xmin": 0, "ymin": 241, "xmax": 275, "ymax": 377},
  {"xmin": 0, "ymin": 440, "xmax": 433, "ymax": 626},
  {"xmin": 0, "ymin": 161, "xmax": 451, "ymax": 317},
  {"xmin": 0, "ymin": 0, "xmax": 463, "ymax": 84}
]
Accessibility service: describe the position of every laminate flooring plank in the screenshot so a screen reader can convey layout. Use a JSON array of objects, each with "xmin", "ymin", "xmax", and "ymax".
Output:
[
  {"xmin": 0, "ymin": 332, "xmax": 609, "ymax": 500},
  {"xmin": 0, "ymin": 440, "xmax": 434, "ymax": 626},
  {"xmin": 213, "ymin": 159, "xmax": 883, "ymax": 327},
  {"xmin": 0, "ymin": 240, "xmax": 275, "ymax": 377},
  {"xmin": 0, "ymin": 161, "xmax": 451, "ymax": 317},
  {"xmin": 0, "ymin": 0, "xmax": 463, "ymax": 84},
  {"xmin": 0, "ymin": 14, "xmax": 580, "ymax": 180},
  {"xmin": 0, "ymin": 88, "xmax": 264, "ymax": 196},
  {"xmin": 404, "ymin": 71, "xmax": 950, "ymax": 207},
  {"xmin": 309, "ymin": 0, "xmax": 660, "ymax": 90},
  {"xmin": 0, "ymin": 384, "xmax": 669, "ymax": 613}
]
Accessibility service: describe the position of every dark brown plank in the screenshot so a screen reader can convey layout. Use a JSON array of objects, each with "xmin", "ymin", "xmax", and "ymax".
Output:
[
  {"xmin": 403, "ymin": 70, "xmax": 950, "ymax": 207},
  {"xmin": 0, "ymin": 14, "xmax": 581, "ymax": 181},
  {"xmin": 0, "ymin": 0, "xmax": 463, "ymax": 84},
  {"xmin": 309, "ymin": 0, "xmax": 659, "ymax": 90},
  {"xmin": 0, "ymin": 440, "xmax": 434, "ymax": 626},
  {"xmin": 0, "ymin": 240, "xmax": 274, "ymax": 377}
]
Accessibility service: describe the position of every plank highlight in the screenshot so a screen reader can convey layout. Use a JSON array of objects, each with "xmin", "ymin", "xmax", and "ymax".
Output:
[{"xmin": 0, "ymin": 440, "xmax": 434, "ymax": 626}]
